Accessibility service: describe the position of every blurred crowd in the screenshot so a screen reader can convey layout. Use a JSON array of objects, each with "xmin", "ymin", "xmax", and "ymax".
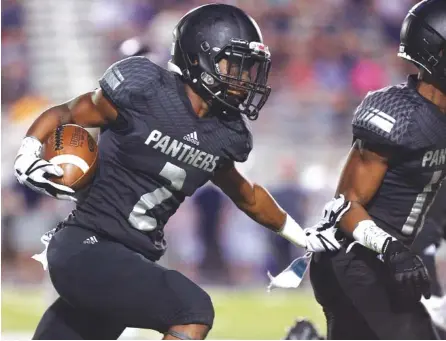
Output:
[
  {"xmin": 90, "ymin": 0, "xmax": 419, "ymax": 144},
  {"xmin": 2, "ymin": 0, "xmax": 435, "ymax": 288}
]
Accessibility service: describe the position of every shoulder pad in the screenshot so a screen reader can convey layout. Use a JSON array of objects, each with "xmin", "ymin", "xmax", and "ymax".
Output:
[
  {"xmin": 352, "ymin": 84, "xmax": 423, "ymax": 147},
  {"xmin": 99, "ymin": 56, "xmax": 162, "ymax": 109}
]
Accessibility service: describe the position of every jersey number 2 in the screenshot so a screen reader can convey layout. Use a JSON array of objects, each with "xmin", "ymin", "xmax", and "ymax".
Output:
[{"xmin": 128, "ymin": 162, "xmax": 186, "ymax": 231}]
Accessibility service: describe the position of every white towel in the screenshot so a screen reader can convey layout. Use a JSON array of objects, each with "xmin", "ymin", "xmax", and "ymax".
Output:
[
  {"xmin": 31, "ymin": 228, "xmax": 56, "ymax": 270},
  {"xmin": 267, "ymin": 253, "xmax": 312, "ymax": 292}
]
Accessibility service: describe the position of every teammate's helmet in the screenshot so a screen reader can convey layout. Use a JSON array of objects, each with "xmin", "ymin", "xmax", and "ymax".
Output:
[
  {"xmin": 168, "ymin": 4, "xmax": 271, "ymax": 120},
  {"xmin": 398, "ymin": 0, "xmax": 446, "ymax": 93}
]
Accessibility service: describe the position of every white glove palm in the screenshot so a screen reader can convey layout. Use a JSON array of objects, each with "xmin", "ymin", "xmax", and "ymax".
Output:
[
  {"xmin": 14, "ymin": 137, "xmax": 76, "ymax": 201},
  {"xmin": 304, "ymin": 195, "xmax": 351, "ymax": 252}
]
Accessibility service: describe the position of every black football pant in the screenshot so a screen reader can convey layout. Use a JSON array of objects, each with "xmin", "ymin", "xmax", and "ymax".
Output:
[
  {"xmin": 310, "ymin": 244, "xmax": 439, "ymax": 340},
  {"xmin": 411, "ymin": 230, "xmax": 446, "ymax": 339},
  {"xmin": 411, "ymin": 229, "xmax": 443, "ymax": 297},
  {"xmin": 33, "ymin": 226, "xmax": 214, "ymax": 340}
]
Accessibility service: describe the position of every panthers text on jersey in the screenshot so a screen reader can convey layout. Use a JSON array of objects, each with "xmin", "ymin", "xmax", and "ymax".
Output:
[
  {"xmin": 352, "ymin": 75, "xmax": 446, "ymax": 244},
  {"xmin": 63, "ymin": 56, "xmax": 253, "ymax": 261}
]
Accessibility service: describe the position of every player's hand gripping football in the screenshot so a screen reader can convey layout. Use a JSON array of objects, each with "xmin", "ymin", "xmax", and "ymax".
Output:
[
  {"xmin": 383, "ymin": 240, "xmax": 431, "ymax": 303},
  {"xmin": 14, "ymin": 137, "xmax": 76, "ymax": 201},
  {"xmin": 304, "ymin": 195, "xmax": 351, "ymax": 252}
]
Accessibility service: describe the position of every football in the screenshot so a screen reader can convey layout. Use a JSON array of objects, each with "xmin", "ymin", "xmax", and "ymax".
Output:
[{"xmin": 42, "ymin": 124, "xmax": 98, "ymax": 190}]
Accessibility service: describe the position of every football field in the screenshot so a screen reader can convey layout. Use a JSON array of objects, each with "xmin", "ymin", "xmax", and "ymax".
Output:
[{"xmin": 2, "ymin": 285, "xmax": 325, "ymax": 339}]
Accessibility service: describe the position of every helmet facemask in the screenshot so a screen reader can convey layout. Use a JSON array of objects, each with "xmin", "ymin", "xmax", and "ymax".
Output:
[
  {"xmin": 174, "ymin": 38, "xmax": 271, "ymax": 120},
  {"xmin": 204, "ymin": 39, "xmax": 271, "ymax": 120}
]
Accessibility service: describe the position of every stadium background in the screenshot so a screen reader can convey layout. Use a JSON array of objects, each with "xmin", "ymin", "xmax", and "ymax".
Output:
[{"xmin": 2, "ymin": 0, "xmax": 446, "ymax": 339}]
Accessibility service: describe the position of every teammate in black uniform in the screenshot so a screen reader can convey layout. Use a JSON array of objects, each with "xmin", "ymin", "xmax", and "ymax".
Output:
[
  {"xmin": 282, "ymin": 185, "xmax": 446, "ymax": 340},
  {"xmin": 415, "ymin": 183, "xmax": 446, "ymax": 339},
  {"xmin": 413, "ymin": 183, "xmax": 446, "ymax": 299},
  {"xmin": 13, "ymin": 4, "xmax": 348, "ymax": 340},
  {"xmin": 310, "ymin": 0, "xmax": 446, "ymax": 339}
]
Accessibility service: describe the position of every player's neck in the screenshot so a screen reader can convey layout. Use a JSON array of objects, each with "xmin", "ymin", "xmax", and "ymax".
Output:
[
  {"xmin": 184, "ymin": 84, "xmax": 209, "ymax": 118},
  {"xmin": 417, "ymin": 81, "xmax": 446, "ymax": 113}
]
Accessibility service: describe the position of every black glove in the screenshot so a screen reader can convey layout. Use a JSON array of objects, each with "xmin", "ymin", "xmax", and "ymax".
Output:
[{"xmin": 383, "ymin": 240, "xmax": 431, "ymax": 303}]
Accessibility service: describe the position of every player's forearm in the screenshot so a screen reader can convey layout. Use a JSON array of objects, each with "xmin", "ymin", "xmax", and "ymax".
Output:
[
  {"xmin": 213, "ymin": 166, "xmax": 307, "ymax": 248},
  {"xmin": 237, "ymin": 184, "xmax": 307, "ymax": 248},
  {"xmin": 339, "ymin": 201, "xmax": 395, "ymax": 254},
  {"xmin": 335, "ymin": 143, "xmax": 392, "ymax": 254},
  {"xmin": 236, "ymin": 183, "xmax": 286, "ymax": 231},
  {"xmin": 336, "ymin": 177, "xmax": 376, "ymax": 236},
  {"xmin": 338, "ymin": 201, "xmax": 372, "ymax": 235},
  {"xmin": 336, "ymin": 164, "xmax": 395, "ymax": 255},
  {"xmin": 26, "ymin": 104, "xmax": 72, "ymax": 142}
]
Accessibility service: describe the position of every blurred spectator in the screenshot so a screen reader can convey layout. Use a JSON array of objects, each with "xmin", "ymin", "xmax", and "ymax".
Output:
[
  {"xmin": 266, "ymin": 158, "xmax": 309, "ymax": 275},
  {"xmin": 221, "ymin": 202, "xmax": 270, "ymax": 287},
  {"xmin": 350, "ymin": 53, "xmax": 388, "ymax": 97},
  {"xmin": 2, "ymin": 93, "xmax": 49, "ymax": 186},
  {"xmin": 192, "ymin": 184, "xmax": 229, "ymax": 284},
  {"xmin": 163, "ymin": 197, "xmax": 203, "ymax": 282},
  {"xmin": 328, "ymin": 91, "xmax": 355, "ymax": 143},
  {"xmin": 2, "ymin": 0, "xmax": 23, "ymax": 29},
  {"xmin": 2, "ymin": 0, "xmax": 29, "ymax": 106},
  {"xmin": 374, "ymin": 0, "xmax": 415, "ymax": 44}
]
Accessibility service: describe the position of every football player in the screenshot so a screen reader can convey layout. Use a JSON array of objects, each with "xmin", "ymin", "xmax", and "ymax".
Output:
[
  {"xmin": 14, "ymin": 4, "xmax": 348, "ymax": 340},
  {"xmin": 282, "ymin": 198, "xmax": 446, "ymax": 340},
  {"xmin": 310, "ymin": 0, "xmax": 446, "ymax": 339},
  {"xmin": 416, "ymin": 183, "xmax": 446, "ymax": 338},
  {"xmin": 412, "ymin": 184, "xmax": 446, "ymax": 299}
]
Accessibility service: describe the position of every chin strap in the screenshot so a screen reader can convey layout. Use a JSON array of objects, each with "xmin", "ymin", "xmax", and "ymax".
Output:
[{"xmin": 167, "ymin": 60, "xmax": 183, "ymax": 76}]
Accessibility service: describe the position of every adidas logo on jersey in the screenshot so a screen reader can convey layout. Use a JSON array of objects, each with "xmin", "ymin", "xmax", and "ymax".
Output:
[
  {"xmin": 183, "ymin": 131, "xmax": 199, "ymax": 146},
  {"xmin": 83, "ymin": 236, "xmax": 98, "ymax": 244}
]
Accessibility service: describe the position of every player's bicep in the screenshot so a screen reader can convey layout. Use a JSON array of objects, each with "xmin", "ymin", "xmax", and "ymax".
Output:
[
  {"xmin": 212, "ymin": 162, "xmax": 255, "ymax": 207},
  {"xmin": 26, "ymin": 89, "xmax": 118, "ymax": 142},
  {"xmin": 335, "ymin": 139, "xmax": 390, "ymax": 205},
  {"xmin": 65, "ymin": 89, "xmax": 118, "ymax": 127}
]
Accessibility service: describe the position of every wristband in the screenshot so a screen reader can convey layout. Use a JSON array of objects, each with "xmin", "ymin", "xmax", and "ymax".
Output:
[
  {"xmin": 352, "ymin": 220, "xmax": 396, "ymax": 254},
  {"xmin": 17, "ymin": 136, "xmax": 42, "ymax": 159},
  {"xmin": 278, "ymin": 214, "xmax": 307, "ymax": 248}
]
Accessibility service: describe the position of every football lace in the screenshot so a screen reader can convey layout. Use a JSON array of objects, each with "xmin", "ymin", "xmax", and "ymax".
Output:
[{"xmin": 55, "ymin": 126, "xmax": 64, "ymax": 151}]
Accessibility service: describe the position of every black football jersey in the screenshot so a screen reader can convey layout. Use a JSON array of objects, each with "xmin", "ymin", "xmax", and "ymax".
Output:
[
  {"xmin": 64, "ymin": 56, "xmax": 252, "ymax": 261},
  {"xmin": 352, "ymin": 75, "xmax": 446, "ymax": 245},
  {"xmin": 411, "ymin": 185, "xmax": 445, "ymax": 255},
  {"xmin": 414, "ymin": 181, "xmax": 446, "ymax": 248}
]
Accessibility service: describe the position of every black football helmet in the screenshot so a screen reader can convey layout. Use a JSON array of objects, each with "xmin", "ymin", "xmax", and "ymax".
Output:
[
  {"xmin": 398, "ymin": 0, "xmax": 446, "ymax": 93},
  {"xmin": 167, "ymin": 4, "xmax": 271, "ymax": 120}
]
